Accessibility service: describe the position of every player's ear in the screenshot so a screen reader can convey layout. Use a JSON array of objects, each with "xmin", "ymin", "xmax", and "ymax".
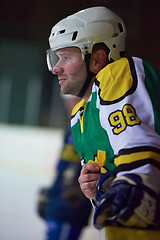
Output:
[{"xmin": 89, "ymin": 50, "xmax": 108, "ymax": 74}]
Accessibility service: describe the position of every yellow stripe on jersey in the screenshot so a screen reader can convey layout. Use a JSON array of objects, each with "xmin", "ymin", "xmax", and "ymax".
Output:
[
  {"xmin": 79, "ymin": 110, "xmax": 84, "ymax": 133},
  {"xmin": 60, "ymin": 144, "xmax": 80, "ymax": 162},
  {"xmin": 88, "ymin": 150, "xmax": 107, "ymax": 173},
  {"xmin": 71, "ymin": 99, "xmax": 86, "ymax": 116},
  {"xmin": 105, "ymin": 226, "xmax": 160, "ymax": 240},
  {"xmin": 114, "ymin": 151, "xmax": 160, "ymax": 167},
  {"xmin": 96, "ymin": 58, "xmax": 133, "ymax": 102}
]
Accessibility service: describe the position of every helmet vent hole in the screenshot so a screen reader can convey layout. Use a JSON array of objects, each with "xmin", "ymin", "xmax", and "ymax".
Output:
[
  {"xmin": 113, "ymin": 44, "xmax": 116, "ymax": 48},
  {"xmin": 118, "ymin": 23, "xmax": 123, "ymax": 33},
  {"xmin": 60, "ymin": 29, "xmax": 66, "ymax": 34},
  {"xmin": 72, "ymin": 31, "xmax": 78, "ymax": 41}
]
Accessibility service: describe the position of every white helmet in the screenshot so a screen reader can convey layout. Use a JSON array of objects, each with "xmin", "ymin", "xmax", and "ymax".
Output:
[{"xmin": 46, "ymin": 6, "xmax": 127, "ymax": 71}]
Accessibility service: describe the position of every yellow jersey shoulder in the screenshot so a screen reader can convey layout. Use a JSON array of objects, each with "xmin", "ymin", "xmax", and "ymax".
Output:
[{"xmin": 96, "ymin": 58, "xmax": 134, "ymax": 103}]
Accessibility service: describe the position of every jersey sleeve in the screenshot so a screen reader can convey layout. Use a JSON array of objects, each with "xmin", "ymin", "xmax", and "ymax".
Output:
[{"xmin": 96, "ymin": 57, "xmax": 160, "ymax": 173}]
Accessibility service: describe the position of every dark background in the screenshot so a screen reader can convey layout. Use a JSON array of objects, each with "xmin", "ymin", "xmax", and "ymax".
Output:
[{"xmin": 0, "ymin": 0, "xmax": 160, "ymax": 128}]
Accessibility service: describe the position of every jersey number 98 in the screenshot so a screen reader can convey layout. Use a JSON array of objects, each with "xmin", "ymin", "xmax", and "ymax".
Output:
[{"xmin": 108, "ymin": 104, "xmax": 141, "ymax": 135}]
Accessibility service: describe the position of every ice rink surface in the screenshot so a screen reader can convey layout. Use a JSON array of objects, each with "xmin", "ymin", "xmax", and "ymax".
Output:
[{"xmin": 0, "ymin": 124, "xmax": 99, "ymax": 240}]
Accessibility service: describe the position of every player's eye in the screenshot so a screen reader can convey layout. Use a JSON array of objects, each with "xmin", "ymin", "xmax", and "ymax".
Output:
[{"xmin": 63, "ymin": 56, "xmax": 70, "ymax": 62}]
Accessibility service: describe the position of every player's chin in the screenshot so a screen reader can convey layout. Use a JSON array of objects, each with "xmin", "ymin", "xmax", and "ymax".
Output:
[
  {"xmin": 61, "ymin": 86, "xmax": 71, "ymax": 95},
  {"xmin": 61, "ymin": 87, "xmax": 67, "ymax": 94}
]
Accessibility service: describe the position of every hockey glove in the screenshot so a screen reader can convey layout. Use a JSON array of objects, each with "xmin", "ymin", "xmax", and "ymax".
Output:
[
  {"xmin": 94, "ymin": 169, "xmax": 160, "ymax": 229},
  {"xmin": 37, "ymin": 187, "xmax": 50, "ymax": 219}
]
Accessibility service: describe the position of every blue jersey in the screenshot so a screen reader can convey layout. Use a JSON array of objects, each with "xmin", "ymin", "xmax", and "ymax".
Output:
[{"xmin": 45, "ymin": 126, "xmax": 92, "ymax": 227}]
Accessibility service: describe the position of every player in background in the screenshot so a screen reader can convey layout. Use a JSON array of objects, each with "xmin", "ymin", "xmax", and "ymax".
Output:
[
  {"xmin": 46, "ymin": 5, "xmax": 160, "ymax": 234},
  {"xmin": 37, "ymin": 95, "xmax": 92, "ymax": 240}
]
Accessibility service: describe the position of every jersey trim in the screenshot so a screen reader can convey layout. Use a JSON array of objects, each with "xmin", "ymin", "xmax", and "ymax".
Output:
[
  {"xmin": 114, "ymin": 146, "xmax": 160, "ymax": 171},
  {"xmin": 117, "ymin": 159, "xmax": 160, "ymax": 173},
  {"xmin": 71, "ymin": 99, "xmax": 86, "ymax": 117}
]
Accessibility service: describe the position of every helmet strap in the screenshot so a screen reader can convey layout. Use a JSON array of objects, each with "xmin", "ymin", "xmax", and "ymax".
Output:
[{"xmin": 77, "ymin": 53, "xmax": 95, "ymax": 98}]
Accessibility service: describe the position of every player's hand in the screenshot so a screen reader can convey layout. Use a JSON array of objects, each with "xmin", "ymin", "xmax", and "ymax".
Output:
[
  {"xmin": 94, "ymin": 168, "xmax": 160, "ymax": 229},
  {"xmin": 78, "ymin": 163, "xmax": 101, "ymax": 200}
]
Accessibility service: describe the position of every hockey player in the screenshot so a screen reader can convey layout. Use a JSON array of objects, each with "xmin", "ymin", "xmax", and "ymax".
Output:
[
  {"xmin": 46, "ymin": 6, "xmax": 160, "ymax": 231},
  {"xmin": 37, "ymin": 95, "xmax": 92, "ymax": 240}
]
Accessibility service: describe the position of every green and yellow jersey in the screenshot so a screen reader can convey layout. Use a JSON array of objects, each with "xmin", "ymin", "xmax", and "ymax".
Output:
[{"xmin": 71, "ymin": 57, "xmax": 160, "ymax": 173}]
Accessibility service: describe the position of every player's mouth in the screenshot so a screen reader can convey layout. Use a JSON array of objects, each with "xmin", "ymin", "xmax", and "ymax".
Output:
[{"xmin": 58, "ymin": 78, "xmax": 66, "ymax": 85}]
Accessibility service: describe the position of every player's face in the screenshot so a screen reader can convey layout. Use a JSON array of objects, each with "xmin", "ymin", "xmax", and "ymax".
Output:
[{"xmin": 52, "ymin": 47, "xmax": 87, "ymax": 96}]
